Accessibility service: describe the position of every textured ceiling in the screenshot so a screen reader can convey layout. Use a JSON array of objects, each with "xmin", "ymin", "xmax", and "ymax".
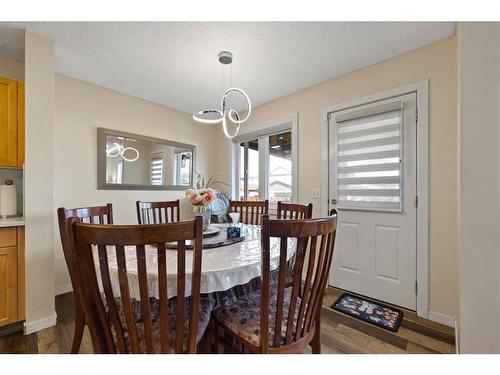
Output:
[{"xmin": 0, "ymin": 22, "xmax": 455, "ymax": 113}]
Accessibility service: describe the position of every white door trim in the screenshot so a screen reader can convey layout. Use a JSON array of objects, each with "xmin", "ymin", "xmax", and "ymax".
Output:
[
  {"xmin": 321, "ymin": 80, "xmax": 429, "ymax": 318},
  {"xmin": 228, "ymin": 113, "xmax": 298, "ymax": 202}
]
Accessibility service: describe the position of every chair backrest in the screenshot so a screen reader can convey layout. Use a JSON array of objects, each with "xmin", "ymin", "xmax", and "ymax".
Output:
[
  {"xmin": 259, "ymin": 210, "xmax": 337, "ymax": 353},
  {"xmin": 277, "ymin": 202, "xmax": 313, "ymax": 220},
  {"xmin": 67, "ymin": 216, "xmax": 204, "ymax": 354},
  {"xmin": 136, "ymin": 199, "xmax": 180, "ymax": 224},
  {"xmin": 228, "ymin": 199, "xmax": 268, "ymax": 225},
  {"xmin": 57, "ymin": 204, "xmax": 114, "ymax": 310}
]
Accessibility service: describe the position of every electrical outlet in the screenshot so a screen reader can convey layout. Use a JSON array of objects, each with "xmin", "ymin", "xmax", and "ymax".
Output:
[{"xmin": 311, "ymin": 189, "xmax": 321, "ymax": 199}]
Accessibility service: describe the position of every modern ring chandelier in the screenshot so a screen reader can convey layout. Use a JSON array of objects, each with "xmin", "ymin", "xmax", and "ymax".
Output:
[
  {"xmin": 106, "ymin": 142, "xmax": 140, "ymax": 162},
  {"xmin": 192, "ymin": 51, "xmax": 251, "ymax": 139}
]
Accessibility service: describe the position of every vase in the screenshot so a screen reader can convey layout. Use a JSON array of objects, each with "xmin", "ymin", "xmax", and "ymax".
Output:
[{"xmin": 192, "ymin": 205, "xmax": 211, "ymax": 231}]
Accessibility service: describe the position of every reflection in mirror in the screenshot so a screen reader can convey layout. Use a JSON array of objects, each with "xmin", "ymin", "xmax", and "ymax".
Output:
[{"xmin": 98, "ymin": 128, "xmax": 195, "ymax": 190}]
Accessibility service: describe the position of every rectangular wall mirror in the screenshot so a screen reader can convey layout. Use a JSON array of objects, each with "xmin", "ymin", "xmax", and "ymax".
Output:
[{"xmin": 97, "ymin": 128, "xmax": 195, "ymax": 190}]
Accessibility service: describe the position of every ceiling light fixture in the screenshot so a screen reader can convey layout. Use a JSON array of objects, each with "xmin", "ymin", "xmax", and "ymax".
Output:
[
  {"xmin": 106, "ymin": 142, "xmax": 140, "ymax": 162},
  {"xmin": 193, "ymin": 51, "xmax": 251, "ymax": 139}
]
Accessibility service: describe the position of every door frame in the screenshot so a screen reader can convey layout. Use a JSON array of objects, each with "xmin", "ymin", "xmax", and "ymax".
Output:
[{"xmin": 320, "ymin": 80, "xmax": 429, "ymax": 318}]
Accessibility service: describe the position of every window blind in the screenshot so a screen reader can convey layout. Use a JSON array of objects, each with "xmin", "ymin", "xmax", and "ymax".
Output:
[
  {"xmin": 335, "ymin": 106, "xmax": 403, "ymax": 212},
  {"xmin": 150, "ymin": 154, "xmax": 164, "ymax": 185}
]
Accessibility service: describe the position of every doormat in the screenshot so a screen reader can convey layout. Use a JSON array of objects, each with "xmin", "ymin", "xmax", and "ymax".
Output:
[{"xmin": 331, "ymin": 293, "xmax": 404, "ymax": 332}]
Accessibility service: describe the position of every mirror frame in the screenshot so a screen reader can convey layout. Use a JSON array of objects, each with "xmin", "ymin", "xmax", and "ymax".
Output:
[{"xmin": 97, "ymin": 127, "xmax": 196, "ymax": 190}]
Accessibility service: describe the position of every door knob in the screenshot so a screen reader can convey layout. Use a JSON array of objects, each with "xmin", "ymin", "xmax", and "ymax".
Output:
[{"xmin": 330, "ymin": 198, "xmax": 337, "ymax": 204}]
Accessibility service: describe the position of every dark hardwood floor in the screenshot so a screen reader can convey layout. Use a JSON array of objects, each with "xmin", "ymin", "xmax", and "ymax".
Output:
[{"xmin": 0, "ymin": 289, "xmax": 456, "ymax": 354}]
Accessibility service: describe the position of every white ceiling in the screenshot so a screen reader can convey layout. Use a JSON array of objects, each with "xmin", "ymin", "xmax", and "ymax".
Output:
[{"xmin": 0, "ymin": 22, "xmax": 455, "ymax": 113}]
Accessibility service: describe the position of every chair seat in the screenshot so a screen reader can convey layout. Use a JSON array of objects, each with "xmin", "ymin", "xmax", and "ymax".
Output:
[
  {"xmin": 213, "ymin": 287, "xmax": 300, "ymax": 348},
  {"xmin": 114, "ymin": 296, "xmax": 213, "ymax": 353}
]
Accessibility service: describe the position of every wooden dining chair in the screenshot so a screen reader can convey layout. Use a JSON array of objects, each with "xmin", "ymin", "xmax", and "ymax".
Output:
[
  {"xmin": 67, "ymin": 216, "xmax": 209, "ymax": 353},
  {"xmin": 277, "ymin": 201, "xmax": 313, "ymax": 220},
  {"xmin": 228, "ymin": 199, "xmax": 268, "ymax": 225},
  {"xmin": 136, "ymin": 199, "xmax": 180, "ymax": 224},
  {"xmin": 213, "ymin": 211, "xmax": 337, "ymax": 353},
  {"xmin": 277, "ymin": 202, "xmax": 314, "ymax": 287},
  {"xmin": 57, "ymin": 204, "xmax": 114, "ymax": 354}
]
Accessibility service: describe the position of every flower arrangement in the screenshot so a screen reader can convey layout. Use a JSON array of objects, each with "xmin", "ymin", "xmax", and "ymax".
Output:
[
  {"xmin": 185, "ymin": 187, "xmax": 215, "ymax": 231},
  {"xmin": 185, "ymin": 187, "xmax": 215, "ymax": 207}
]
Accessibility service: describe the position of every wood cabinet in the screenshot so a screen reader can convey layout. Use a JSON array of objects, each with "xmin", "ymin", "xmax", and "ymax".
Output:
[
  {"xmin": 0, "ymin": 226, "xmax": 24, "ymax": 327},
  {"xmin": 0, "ymin": 77, "xmax": 24, "ymax": 168},
  {"xmin": 17, "ymin": 82, "xmax": 25, "ymax": 167}
]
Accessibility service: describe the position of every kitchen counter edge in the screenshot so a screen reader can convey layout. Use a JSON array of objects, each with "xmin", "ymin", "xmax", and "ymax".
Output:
[{"xmin": 0, "ymin": 217, "xmax": 25, "ymax": 227}]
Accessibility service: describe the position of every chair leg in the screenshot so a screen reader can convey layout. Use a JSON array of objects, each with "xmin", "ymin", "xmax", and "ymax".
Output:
[
  {"xmin": 214, "ymin": 320, "xmax": 224, "ymax": 354},
  {"xmin": 204, "ymin": 318, "xmax": 217, "ymax": 354},
  {"xmin": 71, "ymin": 307, "xmax": 85, "ymax": 354},
  {"xmin": 198, "ymin": 322, "xmax": 213, "ymax": 354},
  {"xmin": 311, "ymin": 318, "xmax": 322, "ymax": 354}
]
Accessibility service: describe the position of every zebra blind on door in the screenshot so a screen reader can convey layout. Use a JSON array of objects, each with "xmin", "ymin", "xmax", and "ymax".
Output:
[{"xmin": 334, "ymin": 101, "xmax": 403, "ymax": 212}]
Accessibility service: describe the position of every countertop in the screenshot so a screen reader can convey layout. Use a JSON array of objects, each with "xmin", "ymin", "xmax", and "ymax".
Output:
[{"xmin": 0, "ymin": 216, "xmax": 25, "ymax": 227}]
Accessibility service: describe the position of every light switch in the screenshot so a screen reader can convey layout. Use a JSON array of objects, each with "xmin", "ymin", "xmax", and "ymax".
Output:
[{"xmin": 311, "ymin": 188, "xmax": 321, "ymax": 199}]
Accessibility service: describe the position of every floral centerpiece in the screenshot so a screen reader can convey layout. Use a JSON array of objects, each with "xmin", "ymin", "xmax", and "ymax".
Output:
[
  {"xmin": 186, "ymin": 172, "xmax": 230, "ymax": 231},
  {"xmin": 185, "ymin": 187, "xmax": 215, "ymax": 230}
]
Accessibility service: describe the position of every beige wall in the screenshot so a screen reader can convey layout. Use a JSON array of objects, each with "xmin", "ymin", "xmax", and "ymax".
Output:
[
  {"xmin": 53, "ymin": 74, "xmax": 222, "ymax": 291},
  {"xmin": 1, "ymin": 52, "xmax": 229, "ymax": 312},
  {"xmin": 4, "ymin": 35, "xmax": 460, "ymax": 328},
  {"xmin": 457, "ymin": 22, "xmax": 500, "ymax": 353},
  {"xmin": 0, "ymin": 55, "xmax": 24, "ymax": 81},
  {"xmin": 222, "ymin": 37, "xmax": 458, "ymax": 320},
  {"xmin": 24, "ymin": 31, "xmax": 56, "ymax": 332}
]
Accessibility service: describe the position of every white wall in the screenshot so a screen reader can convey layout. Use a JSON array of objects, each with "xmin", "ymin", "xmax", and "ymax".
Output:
[
  {"xmin": 53, "ymin": 74, "xmax": 225, "ymax": 293},
  {"xmin": 24, "ymin": 31, "xmax": 56, "ymax": 333},
  {"xmin": 457, "ymin": 22, "xmax": 500, "ymax": 353}
]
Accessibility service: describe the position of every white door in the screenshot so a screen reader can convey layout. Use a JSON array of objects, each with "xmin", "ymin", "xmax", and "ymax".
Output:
[{"xmin": 328, "ymin": 93, "xmax": 417, "ymax": 310}]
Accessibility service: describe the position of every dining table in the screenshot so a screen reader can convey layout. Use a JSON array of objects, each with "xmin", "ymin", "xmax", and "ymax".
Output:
[{"xmin": 94, "ymin": 223, "xmax": 297, "ymax": 308}]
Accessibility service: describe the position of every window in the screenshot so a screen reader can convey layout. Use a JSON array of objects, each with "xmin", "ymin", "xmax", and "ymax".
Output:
[
  {"xmin": 332, "ymin": 102, "xmax": 403, "ymax": 211},
  {"xmin": 268, "ymin": 132, "xmax": 292, "ymax": 205},
  {"xmin": 150, "ymin": 153, "xmax": 164, "ymax": 185},
  {"xmin": 239, "ymin": 140, "xmax": 260, "ymax": 201},
  {"xmin": 233, "ymin": 117, "xmax": 296, "ymax": 208},
  {"xmin": 174, "ymin": 151, "xmax": 191, "ymax": 185},
  {"xmin": 239, "ymin": 145, "xmax": 245, "ymax": 200}
]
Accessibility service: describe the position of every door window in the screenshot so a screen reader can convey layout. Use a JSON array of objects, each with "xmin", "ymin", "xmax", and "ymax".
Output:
[{"xmin": 332, "ymin": 102, "xmax": 403, "ymax": 212}]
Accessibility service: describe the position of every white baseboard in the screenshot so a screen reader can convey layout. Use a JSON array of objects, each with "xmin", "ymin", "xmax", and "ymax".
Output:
[
  {"xmin": 428, "ymin": 310, "xmax": 456, "ymax": 328},
  {"xmin": 24, "ymin": 312, "xmax": 57, "ymax": 334},
  {"xmin": 55, "ymin": 283, "xmax": 73, "ymax": 296}
]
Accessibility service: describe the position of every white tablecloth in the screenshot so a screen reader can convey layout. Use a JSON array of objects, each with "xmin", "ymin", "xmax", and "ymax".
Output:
[{"xmin": 94, "ymin": 224, "xmax": 297, "ymax": 300}]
